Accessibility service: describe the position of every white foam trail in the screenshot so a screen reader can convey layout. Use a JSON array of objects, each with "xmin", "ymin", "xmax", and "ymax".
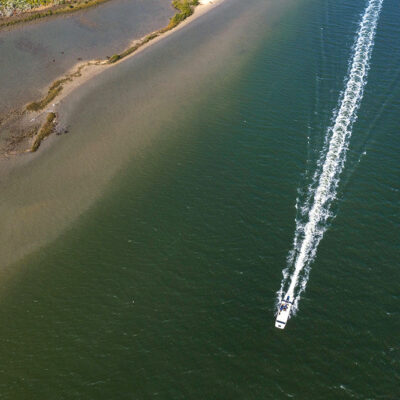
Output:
[{"xmin": 276, "ymin": 0, "xmax": 383, "ymax": 317}]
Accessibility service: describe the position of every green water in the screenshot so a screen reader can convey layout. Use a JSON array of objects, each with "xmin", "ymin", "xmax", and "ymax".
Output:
[{"xmin": 0, "ymin": 0, "xmax": 398, "ymax": 398}]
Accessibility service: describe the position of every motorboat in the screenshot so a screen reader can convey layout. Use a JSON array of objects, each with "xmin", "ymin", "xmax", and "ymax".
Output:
[{"xmin": 275, "ymin": 295, "xmax": 293, "ymax": 329}]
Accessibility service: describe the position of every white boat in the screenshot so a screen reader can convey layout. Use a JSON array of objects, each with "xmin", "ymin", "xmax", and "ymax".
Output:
[{"xmin": 275, "ymin": 295, "xmax": 293, "ymax": 329}]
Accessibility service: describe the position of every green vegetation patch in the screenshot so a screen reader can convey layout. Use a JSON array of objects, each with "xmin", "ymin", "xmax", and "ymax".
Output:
[
  {"xmin": 167, "ymin": 0, "xmax": 197, "ymax": 29},
  {"xmin": 108, "ymin": 54, "xmax": 121, "ymax": 64},
  {"xmin": 31, "ymin": 111, "xmax": 56, "ymax": 151}
]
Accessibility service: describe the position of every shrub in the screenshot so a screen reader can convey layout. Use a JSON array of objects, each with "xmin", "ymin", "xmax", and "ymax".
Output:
[
  {"xmin": 108, "ymin": 54, "xmax": 121, "ymax": 63},
  {"xmin": 31, "ymin": 112, "xmax": 56, "ymax": 152}
]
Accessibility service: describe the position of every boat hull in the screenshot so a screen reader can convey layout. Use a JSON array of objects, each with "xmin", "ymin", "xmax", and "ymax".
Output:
[{"xmin": 275, "ymin": 297, "xmax": 293, "ymax": 329}]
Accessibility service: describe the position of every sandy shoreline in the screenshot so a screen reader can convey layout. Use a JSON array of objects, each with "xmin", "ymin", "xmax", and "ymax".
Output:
[
  {"xmin": 43, "ymin": 0, "xmax": 224, "ymax": 121},
  {"xmin": 0, "ymin": 0, "xmax": 225, "ymax": 157}
]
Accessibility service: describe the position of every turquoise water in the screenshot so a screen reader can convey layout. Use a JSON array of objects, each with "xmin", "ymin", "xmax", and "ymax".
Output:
[{"xmin": 0, "ymin": 0, "xmax": 399, "ymax": 398}]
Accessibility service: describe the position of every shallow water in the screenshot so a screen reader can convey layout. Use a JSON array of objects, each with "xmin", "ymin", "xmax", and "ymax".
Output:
[
  {"xmin": 0, "ymin": 0, "xmax": 398, "ymax": 398},
  {"xmin": 0, "ymin": 0, "xmax": 173, "ymax": 113},
  {"xmin": 0, "ymin": 0, "xmax": 288, "ymax": 271}
]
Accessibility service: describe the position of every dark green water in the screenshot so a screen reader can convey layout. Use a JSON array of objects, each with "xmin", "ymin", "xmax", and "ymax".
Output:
[{"xmin": 0, "ymin": 0, "xmax": 398, "ymax": 398}]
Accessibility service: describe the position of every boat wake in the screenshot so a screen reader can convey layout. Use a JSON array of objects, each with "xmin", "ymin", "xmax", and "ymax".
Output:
[{"xmin": 275, "ymin": 0, "xmax": 383, "ymax": 328}]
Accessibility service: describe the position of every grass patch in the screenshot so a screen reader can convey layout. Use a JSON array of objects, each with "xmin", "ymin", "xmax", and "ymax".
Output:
[
  {"xmin": 143, "ymin": 32, "xmax": 159, "ymax": 43},
  {"xmin": 166, "ymin": 0, "xmax": 195, "ymax": 30},
  {"xmin": 108, "ymin": 54, "xmax": 121, "ymax": 63},
  {"xmin": 31, "ymin": 112, "xmax": 56, "ymax": 151}
]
